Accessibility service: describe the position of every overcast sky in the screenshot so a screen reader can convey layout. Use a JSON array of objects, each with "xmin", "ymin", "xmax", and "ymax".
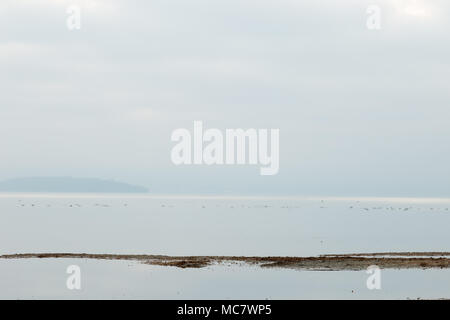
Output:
[{"xmin": 0, "ymin": 0, "xmax": 449, "ymax": 196}]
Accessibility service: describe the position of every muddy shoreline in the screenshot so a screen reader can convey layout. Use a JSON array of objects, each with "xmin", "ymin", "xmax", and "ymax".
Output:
[{"xmin": 2, "ymin": 252, "xmax": 450, "ymax": 271}]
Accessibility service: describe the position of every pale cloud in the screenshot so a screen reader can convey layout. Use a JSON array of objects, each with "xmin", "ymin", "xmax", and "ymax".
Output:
[{"xmin": 0, "ymin": 0, "xmax": 449, "ymax": 195}]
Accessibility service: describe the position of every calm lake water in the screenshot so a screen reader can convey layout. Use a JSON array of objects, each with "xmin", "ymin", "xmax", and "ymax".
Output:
[
  {"xmin": 1, "ymin": 194, "xmax": 449, "ymax": 299},
  {"xmin": 1, "ymin": 193, "xmax": 450, "ymax": 256}
]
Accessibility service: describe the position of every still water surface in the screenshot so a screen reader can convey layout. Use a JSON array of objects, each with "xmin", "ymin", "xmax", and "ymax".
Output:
[{"xmin": 1, "ymin": 194, "xmax": 449, "ymax": 299}]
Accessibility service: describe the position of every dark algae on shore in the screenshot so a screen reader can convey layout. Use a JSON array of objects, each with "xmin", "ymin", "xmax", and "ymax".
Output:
[{"xmin": 2, "ymin": 252, "xmax": 450, "ymax": 271}]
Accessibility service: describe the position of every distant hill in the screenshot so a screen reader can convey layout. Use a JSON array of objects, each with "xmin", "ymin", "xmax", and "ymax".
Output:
[{"xmin": 0, "ymin": 177, "xmax": 148, "ymax": 193}]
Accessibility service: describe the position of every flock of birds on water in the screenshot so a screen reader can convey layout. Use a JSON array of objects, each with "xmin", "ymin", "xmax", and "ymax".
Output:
[{"xmin": 11, "ymin": 199, "xmax": 450, "ymax": 212}]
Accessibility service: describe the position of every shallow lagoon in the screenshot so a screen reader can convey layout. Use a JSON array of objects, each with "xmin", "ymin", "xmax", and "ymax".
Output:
[
  {"xmin": 1, "ymin": 194, "xmax": 449, "ymax": 299},
  {"xmin": 1, "ymin": 194, "xmax": 449, "ymax": 256}
]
